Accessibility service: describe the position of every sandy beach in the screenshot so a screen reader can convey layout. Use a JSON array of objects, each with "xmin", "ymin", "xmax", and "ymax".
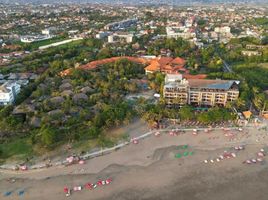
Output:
[{"xmin": 1, "ymin": 126, "xmax": 268, "ymax": 200}]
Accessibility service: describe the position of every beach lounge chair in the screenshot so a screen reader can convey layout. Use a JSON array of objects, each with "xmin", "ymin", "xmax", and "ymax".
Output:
[{"xmin": 73, "ymin": 186, "xmax": 82, "ymax": 191}]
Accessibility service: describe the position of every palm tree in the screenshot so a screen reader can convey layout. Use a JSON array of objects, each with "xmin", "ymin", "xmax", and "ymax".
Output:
[{"xmin": 235, "ymin": 98, "xmax": 246, "ymax": 109}]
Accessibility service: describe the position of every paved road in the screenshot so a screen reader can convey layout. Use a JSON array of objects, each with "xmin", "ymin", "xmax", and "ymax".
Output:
[{"xmin": 222, "ymin": 59, "xmax": 233, "ymax": 73}]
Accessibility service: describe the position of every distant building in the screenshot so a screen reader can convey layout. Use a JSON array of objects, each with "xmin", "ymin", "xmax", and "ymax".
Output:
[
  {"xmin": 42, "ymin": 29, "xmax": 51, "ymax": 35},
  {"xmin": 104, "ymin": 18, "xmax": 138, "ymax": 31},
  {"xmin": 241, "ymin": 50, "xmax": 262, "ymax": 56},
  {"xmin": 214, "ymin": 26, "xmax": 231, "ymax": 34},
  {"xmin": 108, "ymin": 32, "xmax": 133, "ymax": 43},
  {"xmin": 20, "ymin": 35, "xmax": 53, "ymax": 43},
  {"xmin": 166, "ymin": 27, "xmax": 196, "ymax": 40},
  {"xmin": 96, "ymin": 31, "xmax": 111, "ymax": 39},
  {"xmin": 246, "ymin": 44, "xmax": 267, "ymax": 50},
  {"xmin": 0, "ymin": 81, "xmax": 21, "ymax": 105},
  {"xmin": 163, "ymin": 74, "xmax": 240, "ymax": 108}
]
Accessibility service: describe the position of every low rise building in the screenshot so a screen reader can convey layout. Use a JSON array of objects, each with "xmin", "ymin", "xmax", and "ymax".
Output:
[
  {"xmin": 163, "ymin": 74, "xmax": 239, "ymax": 108},
  {"xmin": 108, "ymin": 32, "xmax": 133, "ymax": 43},
  {"xmin": 241, "ymin": 50, "xmax": 262, "ymax": 56}
]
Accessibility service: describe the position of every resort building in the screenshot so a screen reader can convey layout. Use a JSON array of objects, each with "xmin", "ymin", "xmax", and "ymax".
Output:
[
  {"xmin": 163, "ymin": 74, "xmax": 239, "ymax": 108},
  {"xmin": 145, "ymin": 57, "xmax": 186, "ymax": 74},
  {"xmin": 0, "ymin": 81, "xmax": 21, "ymax": 105}
]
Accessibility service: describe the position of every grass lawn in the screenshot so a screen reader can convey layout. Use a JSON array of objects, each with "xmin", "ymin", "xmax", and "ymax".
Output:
[
  {"xmin": 0, "ymin": 138, "xmax": 33, "ymax": 163},
  {"xmin": 22, "ymin": 36, "xmax": 68, "ymax": 51}
]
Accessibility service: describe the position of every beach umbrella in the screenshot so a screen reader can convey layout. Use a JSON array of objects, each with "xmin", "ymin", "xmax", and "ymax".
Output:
[
  {"xmin": 154, "ymin": 132, "xmax": 160, "ymax": 136},
  {"xmin": 204, "ymin": 160, "xmax": 208, "ymax": 163},
  {"xmin": 183, "ymin": 152, "xmax": 189, "ymax": 156},
  {"xmin": 238, "ymin": 146, "xmax": 244, "ymax": 150},
  {"xmin": 20, "ymin": 165, "xmax": 27, "ymax": 171},
  {"xmin": 182, "ymin": 145, "xmax": 188, "ymax": 149},
  {"xmin": 210, "ymin": 159, "xmax": 214, "ymax": 163},
  {"xmin": 85, "ymin": 183, "xmax": 93, "ymax": 189},
  {"xmin": 66, "ymin": 156, "xmax": 74, "ymax": 163},
  {"xmin": 257, "ymin": 152, "xmax": 264, "ymax": 157},
  {"xmin": 189, "ymin": 152, "xmax": 194, "ymax": 156},
  {"xmin": 175, "ymin": 153, "xmax": 182, "ymax": 158},
  {"xmin": 97, "ymin": 180, "xmax": 103, "ymax": 186},
  {"xmin": 64, "ymin": 187, "xmax": 69, "ymax": 193},
  {"xmin": 4, "ymin": 191, "xmax": 12, "ymax": 196},
  {"xmin": 246, "ymin": 160, "xmax": 252, "ymax": 164},
  {"xmin": 192, "ymin": 132, "xmax": 197, "ymax": 136},
  {"xmin": 231, "ymin": 153, "xmax": 236, "ymax": 158},
  {"xmin": 18, "ymin": 190, "xmax": 25, "ymax": 196},
  {"xmin": 260, "ymin": 148, "xmax": 265, "ymax": 152},
  {"xmin": 79, "ymin": 160, "xmax": 85, "ymax": 165},
  {"xmin": 132, "ymin": 139, "xmax": 138, "ymax": 144},
  {"xmin": 105, "ymin": 179, "xmax": 112, "ymax": 184},
  {"xmin": 216, "ymin": 158, "xmax": 220, "ymax": 162}
]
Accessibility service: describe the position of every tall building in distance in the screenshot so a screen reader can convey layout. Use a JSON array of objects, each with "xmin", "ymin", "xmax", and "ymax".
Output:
[{"xmin": 163, "ymin": 74, "xmax": 240, "ymax": 108}]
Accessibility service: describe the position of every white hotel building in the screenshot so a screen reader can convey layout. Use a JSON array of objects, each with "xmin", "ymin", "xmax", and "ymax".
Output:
[{"xmin": 0, "ymin": 81, "xmax": 21, "ymax": 105}]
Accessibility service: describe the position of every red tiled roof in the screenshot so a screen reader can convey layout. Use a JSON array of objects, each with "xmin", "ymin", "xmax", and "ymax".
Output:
[
  {"xmin": 145, "ymin": 57, "xmax": 186, "ymax": 73},
  {"xmin": 157, "ymin": 57, "xmax": 174, "ymax": 66},
  {"xmin": 145, "ymin": 60, "xmax": 160, "ymax": 72},
  {"xmin": 171, "ymin": 57, "xmax": 186, "ymax": 66}
]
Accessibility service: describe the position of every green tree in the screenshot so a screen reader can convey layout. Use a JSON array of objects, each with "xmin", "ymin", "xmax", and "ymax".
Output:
[
  {"xmin": 179, "ymin": 106, "xmax": 194, "ymax": 121},
  {"xmin": 39, "ymin": 126, "xmax": 57, "ymax": 147}
]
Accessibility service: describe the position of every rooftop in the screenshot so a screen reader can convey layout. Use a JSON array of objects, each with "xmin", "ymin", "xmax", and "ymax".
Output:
[{"xmin": 188, "ymin": 79, "xmax": 240, "ymax": 90}]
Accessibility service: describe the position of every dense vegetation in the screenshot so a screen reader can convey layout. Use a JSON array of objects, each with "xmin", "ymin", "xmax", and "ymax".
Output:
[{"xmin": 0, "ymin": 59, "xmax": 145, "ymax": 150}]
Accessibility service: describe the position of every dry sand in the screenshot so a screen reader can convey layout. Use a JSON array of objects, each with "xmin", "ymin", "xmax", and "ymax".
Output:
[{"xmin": 1, "ymin": 127, "xmax": 268, "ymax": 200}]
